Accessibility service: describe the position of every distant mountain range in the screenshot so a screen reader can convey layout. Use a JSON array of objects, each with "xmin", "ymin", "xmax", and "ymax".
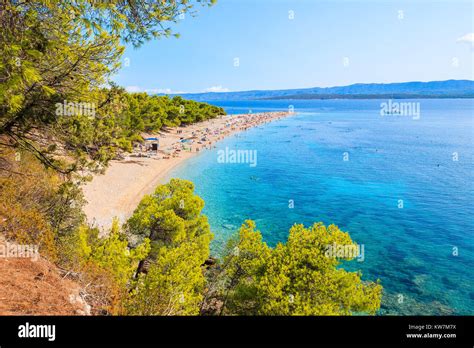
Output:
[{"xmin": 163, "ymin": 80, "xmax": 474, "ymax": 101}]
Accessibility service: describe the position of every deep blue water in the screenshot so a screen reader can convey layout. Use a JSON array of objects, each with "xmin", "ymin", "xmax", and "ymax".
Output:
[{"xmin": 165, "ymin": 99, "xmax": 474, "ymax": 315}]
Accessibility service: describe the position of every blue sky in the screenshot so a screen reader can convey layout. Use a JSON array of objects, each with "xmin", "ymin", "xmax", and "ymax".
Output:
[{"xmin": 113, "ymin": 0, "xmax": 474, "ymax": 93}]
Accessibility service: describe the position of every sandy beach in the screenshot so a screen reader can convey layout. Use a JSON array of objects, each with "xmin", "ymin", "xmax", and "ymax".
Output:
[{"xmin": 82, "ymin": 111, "xmax": 292, "ymax": 230}]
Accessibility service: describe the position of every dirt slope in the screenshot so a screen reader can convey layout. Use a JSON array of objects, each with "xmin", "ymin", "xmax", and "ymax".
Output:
[{"xmin": 0, "ymin": 240, "xmax": 89, "ymax": 315}]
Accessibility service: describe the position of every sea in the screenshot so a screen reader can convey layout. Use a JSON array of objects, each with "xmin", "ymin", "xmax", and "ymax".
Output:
[{"xmin": 164, "ymin": 99, "xmax": 474, "ymax": 315}]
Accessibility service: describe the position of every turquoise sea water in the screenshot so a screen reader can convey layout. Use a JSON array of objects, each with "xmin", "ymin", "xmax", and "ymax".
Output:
[{"xmin": 165, "ymin": 99, "xmax": 474, "ymax": 315}]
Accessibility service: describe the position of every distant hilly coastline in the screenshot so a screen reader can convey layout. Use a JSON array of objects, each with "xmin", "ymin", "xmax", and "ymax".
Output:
[{"xmin": 163, "ymin": 80, "xmax": 474, "ymax": 101}]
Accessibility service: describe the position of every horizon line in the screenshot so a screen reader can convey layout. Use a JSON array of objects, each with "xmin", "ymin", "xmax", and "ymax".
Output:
[{"xmin": 151, "ymin": 79, "xmax": 474, "ymax": 96}]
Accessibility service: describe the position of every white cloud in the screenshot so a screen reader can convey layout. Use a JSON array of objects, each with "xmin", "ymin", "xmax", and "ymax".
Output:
[
  {"xmin": 148, "ymin": 88, "xmax": 172, "ymax": 94},
  {"xmin": 125, "ymin": 85, "xmax": 142, "ymax": 93},
  {"xmin": 146, "ymin": 88, "xmax": 186, "ymax": 94},
  {"xmin": 203, "ymin": 86, "xmax": 230, "ymax": 93},
  {"xmin": 456, "ymin": 33, "xmax": 474, "ymax": 44},
  {"xmin": 125, "ymin": 86, "xmax": 185, "ymax": 94}
]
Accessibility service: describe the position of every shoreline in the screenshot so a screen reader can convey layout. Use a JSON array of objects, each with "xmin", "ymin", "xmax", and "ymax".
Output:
[{"xmin": 82, "ymin": 111, "xmax": 293, "ymax": 231}]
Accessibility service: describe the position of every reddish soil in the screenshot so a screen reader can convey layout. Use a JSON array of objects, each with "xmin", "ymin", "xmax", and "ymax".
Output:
[{"xmin": 0, "ymin": 243, "xmax": 85, "ymax": 315}]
